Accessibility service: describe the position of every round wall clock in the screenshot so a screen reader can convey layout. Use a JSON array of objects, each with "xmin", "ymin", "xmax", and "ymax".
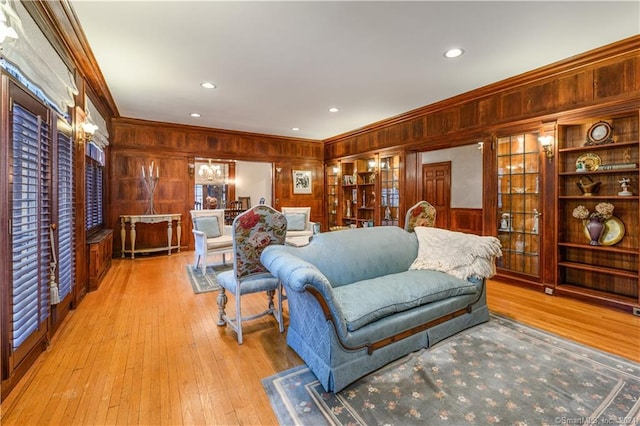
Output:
[{"xmin": 585, "ymin": 121, "xmax": 613, "ymax": 145}]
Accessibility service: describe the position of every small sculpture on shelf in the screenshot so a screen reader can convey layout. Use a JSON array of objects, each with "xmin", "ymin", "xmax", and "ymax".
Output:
[
  {"xmin": 618, "ymin": 177, "xmax": 633, "ymax": 196},
  {"xmin": 514, "ymin": 235, "xmax": 525, "ymax": 253},
  {"xmin": 531, "ymin": 209, "xmax": 540, "ymax": 234},
  {"xmin": 576, "ymin": 176, "xmax": 601, "ymax": 197},
  {"xmin": 499, "ymin": 213, "xmax": 513, "ymax": 232}
]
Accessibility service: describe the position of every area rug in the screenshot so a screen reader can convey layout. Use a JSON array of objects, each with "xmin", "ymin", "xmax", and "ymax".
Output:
[
  {"xmin": 185, "ymin": 263, "xmax": 232, "ymax": 294},
  {"xmin": 263, "ymin": 314, "xmax": 640, "ymax": 425}
]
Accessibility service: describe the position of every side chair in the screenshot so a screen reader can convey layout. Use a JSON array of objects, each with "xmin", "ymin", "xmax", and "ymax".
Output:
[
  {"xmin": 216, "ymin": 205, "xmax": 288, "ymax": 344},
  {"xmin": 404, "ymin": 201, "xmax": 437, "ymax": 232}
]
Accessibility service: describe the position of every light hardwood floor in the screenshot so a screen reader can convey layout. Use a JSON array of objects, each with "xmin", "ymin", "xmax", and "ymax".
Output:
[{"xmin": 2, "ymin": 251, "xmax": 639, "ymax": 425}]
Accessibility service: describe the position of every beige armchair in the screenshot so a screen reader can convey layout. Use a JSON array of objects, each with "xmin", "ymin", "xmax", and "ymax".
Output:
[
  {"xmin": 281, "ymin": 207, "xmax": 315, "ymax": 239},
  {"xmin": 190, "ymin": 209, "xmax": 233, "ymax": 274}
]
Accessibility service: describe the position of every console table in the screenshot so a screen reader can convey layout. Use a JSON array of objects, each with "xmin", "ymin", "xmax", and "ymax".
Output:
[{"xmin": 120, "ymin": 214, "xmax": 181, "ymax": 259}]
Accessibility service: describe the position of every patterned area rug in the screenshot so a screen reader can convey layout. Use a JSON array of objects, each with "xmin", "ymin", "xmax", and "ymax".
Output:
[
  {"xmin": 185, "ymin": 263, "xmax": 232, "ymax": 294},
  {"xmin": 263, "ymin": 315, "xmax": 640, "ymax": 425}
]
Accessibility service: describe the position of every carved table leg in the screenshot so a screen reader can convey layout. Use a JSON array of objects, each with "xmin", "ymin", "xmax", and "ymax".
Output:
[
  {"xmin": 120, "ymin": 217, "xmax": 126, "ymax": 258},
  {"xmin": 130, "ymin": 223, "xmax": 136, "ymax": 259},
  {"xmin": 176, "ymin": 217, "xmax": 182, "ymax": 252}
]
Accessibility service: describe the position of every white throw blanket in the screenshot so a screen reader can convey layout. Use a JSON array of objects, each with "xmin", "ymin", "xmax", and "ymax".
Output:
[{"xmin": 409, "ymin": 227, "xmax": 502, "ymax": 280}]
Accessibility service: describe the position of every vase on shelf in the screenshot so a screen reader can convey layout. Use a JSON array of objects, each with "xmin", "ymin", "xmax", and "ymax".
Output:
[
  {"xmin": 585, "ymin": 217, "xmax": 605, "ymax": 246},
  {"xmin": 142, "ymin": 161, "xmax": 159, "ymax": 214}
]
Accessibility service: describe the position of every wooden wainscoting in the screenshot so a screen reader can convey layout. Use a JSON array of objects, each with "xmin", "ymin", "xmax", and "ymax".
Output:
[{"xmin": 450, "ymin": 208, "xmax": 483, "ymax": 235}]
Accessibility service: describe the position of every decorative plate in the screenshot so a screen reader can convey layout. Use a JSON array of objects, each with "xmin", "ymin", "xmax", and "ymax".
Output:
[
  {"xmin": 583, "ymin": 216, "xmax": 625, "ymax": 246},
  {"xmin": 585, "ymin": 121, "xmax": 613, "ymax": 145},
  {"xmin": 576, "ymin": 152, "xmax": 601, "ymax": 172}
]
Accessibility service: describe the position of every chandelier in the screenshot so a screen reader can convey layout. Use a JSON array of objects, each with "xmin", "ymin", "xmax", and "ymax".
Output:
[{"xmin": 198, "ymin": 160, "xmax": 224, "ymax": 182}]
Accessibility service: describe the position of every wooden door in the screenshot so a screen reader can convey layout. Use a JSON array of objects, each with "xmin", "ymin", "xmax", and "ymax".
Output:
[{"xmin": 422, "ymin": 162, "xmax": 451, "ymax": 229}]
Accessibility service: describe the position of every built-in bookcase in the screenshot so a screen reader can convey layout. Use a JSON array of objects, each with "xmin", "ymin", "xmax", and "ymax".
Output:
[{"xmin": 555, "ymin": 112, "xmax": 639, "ymax": 311}]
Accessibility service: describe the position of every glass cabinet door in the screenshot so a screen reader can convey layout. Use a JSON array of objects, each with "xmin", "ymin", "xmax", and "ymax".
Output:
[
  {"xmin": 380, "ymin": 154, "xmax": 401, "ymax": 226},
  {"xmin": 326, "ymin": 163, "xmax": 340, "ymax": 230},
  {"xmin": 355, "ymin": 156, "xmax": 377, "ymax": 227},
  {"xmin": 496, "ymin": 133, "xmax": 541, "ymax": 277}
]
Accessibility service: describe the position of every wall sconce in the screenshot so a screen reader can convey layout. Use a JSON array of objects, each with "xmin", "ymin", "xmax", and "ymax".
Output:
[
  {"xmin": 81, "ymin": 121, "xmax": 98, "ymax": 142},
  {"xmin": 332, "ymin": 166, "xmax": 339, "ymax": 174},
  {"xmin": 477, "ymin": 141, "xmax": 484, "ymax": 152},
  {"xmin": 275, "ymin": 167, "xmax": 282, "ymax": 179},
  {"xmin": 539, "ymin": 135, "xmax": 554, "ymax": 158},
  {"xmin": 368, "ymin": 159, "xmax": 376, "ymax": 171},
  {"xmin": 188, "ymin": 163, "xmax": 195, "ymax": 177}
]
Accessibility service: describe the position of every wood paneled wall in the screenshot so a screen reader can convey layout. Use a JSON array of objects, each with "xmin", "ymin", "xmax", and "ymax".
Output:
[
  {"xmin": 108, "ymin": 118, "xmax": 323, "ymax": 255},
  {"xmin": 324, "ymin": 37, "xmax": 640, "ymax": 159},
  {"xmin": 450, "ymin": 208, "xmax": 483, "ymax": 235}
]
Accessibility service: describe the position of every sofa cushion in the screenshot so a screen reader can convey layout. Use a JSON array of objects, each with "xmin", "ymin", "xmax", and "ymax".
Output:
[
  {"xmin": 285, "ymin": 213, "xmax": 307, "ymax": 231},
  {"xmin": 195, "ymin": 216, "xmax": 221, "ymax": 238},
  {"xmin": 332, "ymin": 269, "xmax": 478, "ymax": 332}
]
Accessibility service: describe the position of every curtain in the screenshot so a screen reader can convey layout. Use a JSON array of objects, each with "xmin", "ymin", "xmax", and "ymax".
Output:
[{"xmin": 0, "ymin": 0, "xmax": 77, "ymax": 116}]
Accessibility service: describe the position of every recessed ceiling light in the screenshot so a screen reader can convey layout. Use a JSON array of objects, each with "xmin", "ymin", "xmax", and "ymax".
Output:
[
  {"xmin": 444, "ymin": 48, "xmax": 464, "ymax": 58},
  {"xmin": 328, "ymin": 107, "xmax": 339, "ymax": 113},
  {"xmin": 201, "ymin": 82, "xmax": 216, "ymax": 89},
  {"xmin": 291, "ymin": 127, "xmax": 300, "ymax": 131},
  {"xmin": 190, "ymin": 113, "xmax": 201, "ymax": 118}
]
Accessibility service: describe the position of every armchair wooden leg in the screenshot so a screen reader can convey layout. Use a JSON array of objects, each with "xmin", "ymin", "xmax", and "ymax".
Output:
[{"xmin": 216, "ymin": 289, "xmax": 228, "ymax": 326}]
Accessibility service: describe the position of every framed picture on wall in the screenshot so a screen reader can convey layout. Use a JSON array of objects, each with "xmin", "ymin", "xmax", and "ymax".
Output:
[{"xmin": 293, "ymin": 170, "xmax": 312, "ymax": 194}]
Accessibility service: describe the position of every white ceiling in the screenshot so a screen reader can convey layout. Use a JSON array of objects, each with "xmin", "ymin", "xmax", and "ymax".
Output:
[{"xmin": 70, "ymin": 1, "xmax": 639, "ymax": 141}]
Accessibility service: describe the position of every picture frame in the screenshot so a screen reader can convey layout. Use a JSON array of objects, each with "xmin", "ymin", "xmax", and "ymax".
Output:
[{"xmin": 292, "ymin": 170, "xmax": 312, "ymax": 194}]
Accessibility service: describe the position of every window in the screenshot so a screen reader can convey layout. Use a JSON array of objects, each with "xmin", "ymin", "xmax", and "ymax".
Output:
[
  {"xmin": 85, "ymin": 142, "xmax": 104, "ymax": 232},
  {"xmin": 9, "ymin": 97, "xmax": 51, "ymax": 369},
  {"xmin": 57, "ymin": 128, "xmax": 75, "ymax": 299}
]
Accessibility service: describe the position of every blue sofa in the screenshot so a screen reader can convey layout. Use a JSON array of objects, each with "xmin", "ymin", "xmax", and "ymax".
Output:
[{"xmin": 260, "ymin": 226, "xmax": 490, "ymax": 392}]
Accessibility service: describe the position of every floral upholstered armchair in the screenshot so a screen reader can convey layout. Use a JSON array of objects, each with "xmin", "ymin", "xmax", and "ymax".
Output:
[
  {"xmin": 404, "ymin": 201, "xmax": 437, "ymax": 232},
  {"xmin": 216, "ymin": 205, "xmax": 287, "ymax": 344}
]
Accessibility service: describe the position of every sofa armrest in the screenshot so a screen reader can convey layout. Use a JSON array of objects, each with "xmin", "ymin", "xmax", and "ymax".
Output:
[
  {"xmin": 261, "ymin": 246, "xmax": 348, "ymax": 333},
  {"xmin": 261, "ymin": 246, "xmax": 330, "ymax": 293}
]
